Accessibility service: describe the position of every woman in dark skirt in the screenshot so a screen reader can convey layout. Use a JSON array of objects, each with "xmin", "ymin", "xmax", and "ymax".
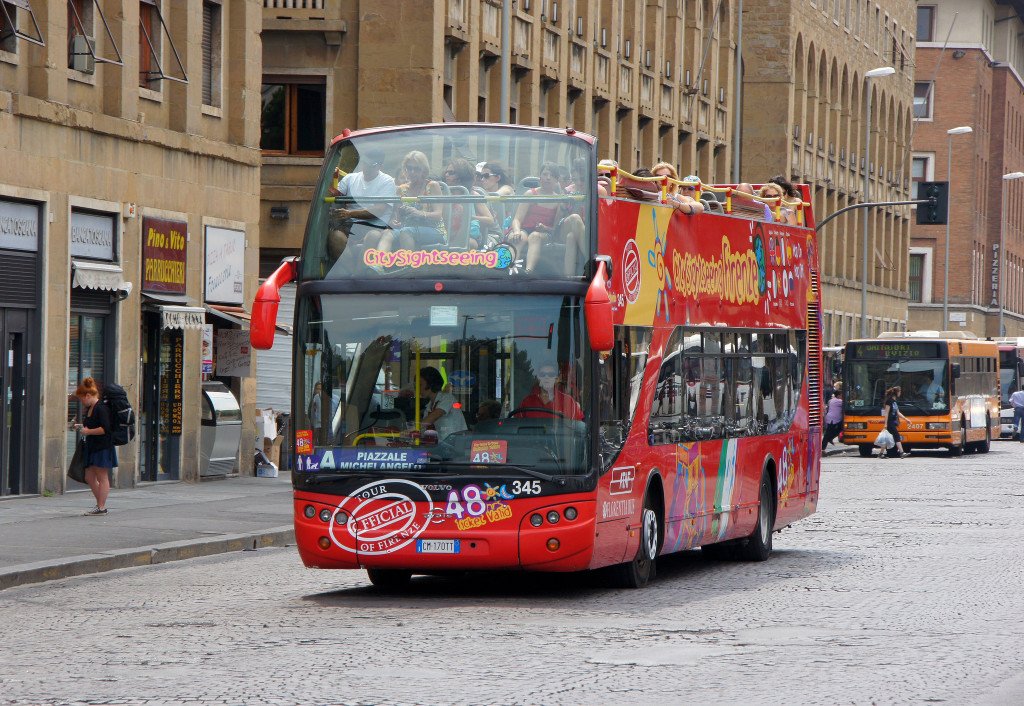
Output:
[
  {"xmin": 74, "ymin": 377, "xmax": 117, "ymax": 515},
  {"xmin": 880, "ymin": 385, "xmax": 911, "ymax": 459}
]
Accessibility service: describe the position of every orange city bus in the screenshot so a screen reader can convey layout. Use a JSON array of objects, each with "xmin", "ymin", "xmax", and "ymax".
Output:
[
  {"xmin": 841, "ymin": 332, "xmax": 1000, "ymax": 456},
  {"xmin": 251, "ymin": 122, "xmax": 824, "ymax": 588}
]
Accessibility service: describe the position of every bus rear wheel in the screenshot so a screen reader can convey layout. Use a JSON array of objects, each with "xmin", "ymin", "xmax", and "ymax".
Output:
[
  {"xmin": 366, "ymin": 569, "xmax": 412, "ymax": 589},
  {"xmin": 735, "ymin": 471, "xmax": 775, "ymax": 562},
  {"xmin": 976, "ymin": 417, "xmax": 992, "ymax": 454},
  {"xmin": 612, "ymin": 492, "xmax": 661, "ymax": 589}
]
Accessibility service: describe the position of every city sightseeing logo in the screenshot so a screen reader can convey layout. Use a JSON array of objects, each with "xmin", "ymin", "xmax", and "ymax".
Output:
[{"xmin": 363, "ymin": 244, "xmax": 517, "ymax": 271}]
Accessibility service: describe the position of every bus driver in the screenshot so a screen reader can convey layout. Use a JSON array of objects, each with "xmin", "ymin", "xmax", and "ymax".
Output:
[{"xmin": 520, "ymin": 363, "xmax": 584, "ymax": 420}]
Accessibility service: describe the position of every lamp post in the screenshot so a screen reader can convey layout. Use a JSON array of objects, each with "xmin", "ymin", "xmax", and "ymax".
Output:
[
  {"xmin": 861, "ymin": 66, "xmax": 896, "ymax": 338},
  {"xmin": 999, "ymin": 171, "xmax": 1024, "ymax": 336},
  {"xmin": 944, "ymin": 126, "xmax": 973, "ymax": 330}
]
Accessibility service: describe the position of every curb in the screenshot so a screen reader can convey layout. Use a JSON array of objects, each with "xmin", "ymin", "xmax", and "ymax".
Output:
[{"xmin": 0, "ymin": 526, "xmax": 295, "ymax": 592}]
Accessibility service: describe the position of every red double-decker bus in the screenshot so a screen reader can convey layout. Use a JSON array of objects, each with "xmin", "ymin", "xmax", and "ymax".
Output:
[{"xmin": 252, "ymin": 123, "xmax": 824, "ymax": 588}]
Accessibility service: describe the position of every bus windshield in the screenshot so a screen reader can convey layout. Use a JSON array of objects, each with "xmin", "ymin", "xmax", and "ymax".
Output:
[
  {"xmin": 1000, "ymin": 366, "xmax": 1016, "ymax": 406},
  {"xmin": 300, "ymin": 126, "xmax": 594, "ymax": 281},
  {"xmin": 845, "ymin": 358, "xmax": 949, "ymax": 415},
  {"xmin": 295, "ymin": 293, "xmax": 590, "ymax": 476}
]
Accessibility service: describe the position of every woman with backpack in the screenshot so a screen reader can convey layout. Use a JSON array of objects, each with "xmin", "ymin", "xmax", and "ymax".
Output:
[{"xmin": 73, "ymin": 377, "xmax": 116, "ymax": 515}]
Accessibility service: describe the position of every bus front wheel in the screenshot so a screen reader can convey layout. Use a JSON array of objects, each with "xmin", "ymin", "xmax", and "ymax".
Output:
[
  {"xmin": 366, "ymin": 569, "xmax": 412, "ymax": 590},
  {"xmin": 976, "ymin": 417, "xmax": 992, "ymax": 454},
  {"xmin": 858, "ymin": 444, "xmax": 874, "ymax": 457},
  {"xmin": 949, "ymin": 421, "xmax": 967, "ymax": 456},
  {"xmin": 612, "ymin": 492, "xmax": 661, "ymax": 589}
]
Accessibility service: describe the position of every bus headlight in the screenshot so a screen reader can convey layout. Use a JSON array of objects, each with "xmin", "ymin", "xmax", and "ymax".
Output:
[
  {"xmin": 845, "ymin": 422, "xmax": 867, "ymax": 430},
  {"xmin": 926, "ymin": 422, "xmax": 949, "ymax": 430},
  {"xmin": 318, "ymin": 508, "xmax": 332, "ymax": 523},
  {"xmin": 304, "ymin": 505, "xmax": 316, "ymax": 518}
]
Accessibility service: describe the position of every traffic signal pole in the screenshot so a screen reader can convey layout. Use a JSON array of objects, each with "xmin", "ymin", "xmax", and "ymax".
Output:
[{"xmin": 814, "ymin": 199, "xmax": 932, "ymax": 233}]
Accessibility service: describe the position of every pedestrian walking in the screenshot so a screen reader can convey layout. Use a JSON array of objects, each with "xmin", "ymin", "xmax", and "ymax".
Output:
[
  {"xmin": 73, "ymin": 377, "xmax": 117, "ymax": 515},
  {"xmin": 1010, "ymin": 387, "xmax": 1024, "ymax": 441},
  {"xmin": 880, "ymin": 386, "xmax": 911, "ymax": 458},
  {"xmin": 822, "ymin": 383, "xmax": 844, "ymax": 450}
]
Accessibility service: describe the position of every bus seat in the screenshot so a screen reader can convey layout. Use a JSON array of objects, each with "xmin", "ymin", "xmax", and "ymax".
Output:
[
  {"xmin": 446, "ymin": 185, "xmax": 471, "ymax": 249},
  {"xmin": 518, "ymin": 176, "xmax": 540, "ymax": 193},
  {"xmin": 702, "ymin": 198, "xmax": 724, "ymax": 214}
]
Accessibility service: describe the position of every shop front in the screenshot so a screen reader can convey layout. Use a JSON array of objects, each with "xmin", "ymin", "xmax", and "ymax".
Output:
[
  {"xmin": 0, "ymin": 197, "xmax": 42, "ymax": 496},
  {"xmin": 139, "ymin": 216, "xmax": 203, "ymax": 482},
  {"xmin": 66, "ymin": 209, "xmax": 130, "ymax": 486}
]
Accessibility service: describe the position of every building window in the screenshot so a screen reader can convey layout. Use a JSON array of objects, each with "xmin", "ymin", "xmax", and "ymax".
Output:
[
  {"xmin": 917, "ymin": 6, "xmax": 934, "ymax": 41},
  {"xmin": 260, "ymin": 78, "xmax": 326, "ymax": 155},
  {"xmin": 201, "ymin": 1, "xmax": 222, "ymax": 107},
  {"xmin": 908, "ymin": 253, "xmax": 924, "ymax": 303},
  {"xmin": 0, "ymin": 1, "xmax": 19, "ymax": 53},
  {"xmin": 913, "ymin": 82, "xmax": 933, "ymax": 119},
  {"xmin": 911, "ymin": 154, "xmax": 933, "ymax": 199},
  {"xmin": 139, "ymin": 0, "xmax": 161, "ymax": 88},
  {"xmin": 67, "ymin": 0, "xmax": 92, "ymax": 68}
]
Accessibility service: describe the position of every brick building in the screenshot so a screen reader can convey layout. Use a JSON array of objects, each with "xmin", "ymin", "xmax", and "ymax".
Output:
[
  {"xmin": 741, "ymin": 0, "xmax": 917, "ymax": 345},
  {"xmin": 0, "ymin": 0, "xmax": 263, "ymax": 496},
  {"xmin": 908, "ymin": 1, "xmax": 1024, "ymax": 338}
]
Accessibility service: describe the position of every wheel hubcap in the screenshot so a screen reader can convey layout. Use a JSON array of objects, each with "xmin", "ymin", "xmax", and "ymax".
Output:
[{"xmin": 642, "ymin": 508, "xmax": 658, "ymax": 561}]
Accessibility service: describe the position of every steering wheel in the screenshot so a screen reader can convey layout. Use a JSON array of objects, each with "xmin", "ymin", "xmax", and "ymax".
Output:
[{"xmin": 508, "ymin": 406, "xmax": 568, "ymax": 420}]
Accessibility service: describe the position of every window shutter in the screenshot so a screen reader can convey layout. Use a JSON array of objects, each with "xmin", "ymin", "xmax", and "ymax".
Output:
[{"xmin": 202, "ymin": 2, "xmax": 214, "ymax": 105}]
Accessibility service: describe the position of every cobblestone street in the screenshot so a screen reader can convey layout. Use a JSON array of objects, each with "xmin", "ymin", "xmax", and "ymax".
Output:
[{"xmin": 2, "ymin": 445, "xmax": 1022, "ymax": 705}]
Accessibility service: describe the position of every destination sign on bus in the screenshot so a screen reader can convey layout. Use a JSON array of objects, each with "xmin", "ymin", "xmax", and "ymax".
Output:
[{"xmin": 848, "ymin": 342, "xmax": 941, "ymax": 360}]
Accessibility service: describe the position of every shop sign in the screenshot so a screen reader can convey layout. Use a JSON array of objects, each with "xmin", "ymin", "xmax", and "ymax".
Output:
[
  {"xmin": 216, "ymin": 329, "xmax": 251, "ymax": 377},
  {"xmin": 0, "ymin": 200, "xmax": 39, "ymax": 253},
  {"xmin": 142, "ymin": 216, "xmax": 187, "ymax": 294},
  {"xmin": 160, "ymin": 333, "xmax": 185, "ymax": 435},
  {"xmin": 205, "ymin": 226, "xmax": 244, "ymax": 305},
  {"xmin": 70, "ymin": 210, "xmax": 115, "ymax": 260}
]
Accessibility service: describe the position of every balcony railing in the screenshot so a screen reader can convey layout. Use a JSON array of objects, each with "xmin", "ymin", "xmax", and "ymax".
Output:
[{"xmin": 263, "ymin": 0, "xmax": 324, "ymax": 8}]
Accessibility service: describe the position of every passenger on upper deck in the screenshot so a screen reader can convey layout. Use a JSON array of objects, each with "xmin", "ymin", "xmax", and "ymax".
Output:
[
  {"xmin": 734, "ymin": 183, "xmax": 774, "ymax": 222},
  {"xmin": 509, "ymin": 162, "xmax": 566, "ymax": 273},
  {"xmin": 444, "ymin": 158, "xmax": 495, "ymax": 249},
  {"xmin": 758, "ymin": 182, "xmax": 798, "ymax": 225},
  {"xmin": 375, "ymin": 150, "xmax": 447, "ymax": 255},
  {"xmin": 519, "ymin": 362, "xmax": 584, "ymax": 420},
  {"xmin": 326, "ymin": 148, "xmax": 396, "ymax": 267},
  {"xmin": 651, "ymin": 162, "xmax": 705, "ymax": 215},
  {"xmin": 560, "ymin": 157, "xmax": 590, "ymax": 275},
  {"xmin": 476, "ymin": 161, "xmax": 515, "ymax": 197}
]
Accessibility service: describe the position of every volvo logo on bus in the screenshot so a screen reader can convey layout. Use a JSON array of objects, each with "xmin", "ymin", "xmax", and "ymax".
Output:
[
  {"xmin": 623, "ymin": 239, "xmax": 642, "ymax": 304},
  {"xmin": 328, "ymin": 479, "xmax": 434, "ymax": 555}
]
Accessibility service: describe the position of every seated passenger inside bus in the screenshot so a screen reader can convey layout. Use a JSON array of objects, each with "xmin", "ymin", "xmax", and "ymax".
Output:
[
  {"xmin": 443, "ymin": 158, "xmax": 495, "ymax": 249},
  {"xmin": 420, "ymin": 366, "xmax": 467, "ymax": 441},
  {"xmin": 375, "ymin": 150, "xmax": 447, "ymax": 256},
  {"xmin": 508, "ymin": 162, "xmax": 566, "ymax": 273}
]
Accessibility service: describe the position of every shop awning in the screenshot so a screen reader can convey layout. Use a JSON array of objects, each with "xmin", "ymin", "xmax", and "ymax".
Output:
[
  {"xmin": 205, "ymin": 304, "xmax": 291, "ymax": 334},
  {"xmin": 140, "ymin": 292, "xmax": 206, "ymax": 330},
  {"xmin": 72, "ymin": 260, "xmax": 132, "ymax": 294}
]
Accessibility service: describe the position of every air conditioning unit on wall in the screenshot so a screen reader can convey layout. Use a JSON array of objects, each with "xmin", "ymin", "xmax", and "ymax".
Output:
[{"xmin": 70, "ymin": 34, "xmax": 96, "ymax": 74}]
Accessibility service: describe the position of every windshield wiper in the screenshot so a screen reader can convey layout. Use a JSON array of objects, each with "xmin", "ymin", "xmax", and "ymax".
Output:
[
  {"xmin": 897, "ymin": 398, "xmax": 929, "ymax": 415},
  {"xmin": 426, "ymin": 458, "xmax": 566, "ymax": 486}
]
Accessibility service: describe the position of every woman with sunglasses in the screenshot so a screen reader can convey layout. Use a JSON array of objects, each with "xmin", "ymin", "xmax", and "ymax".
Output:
[{"xmin": 376, "ymin": 150, "xmax": 446, "ymax": 256}]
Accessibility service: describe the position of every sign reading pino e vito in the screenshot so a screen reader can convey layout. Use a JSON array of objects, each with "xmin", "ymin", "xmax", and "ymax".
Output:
[{"xmin": 142, "ymin": 217, "xmax": 187, "ymax": 294}]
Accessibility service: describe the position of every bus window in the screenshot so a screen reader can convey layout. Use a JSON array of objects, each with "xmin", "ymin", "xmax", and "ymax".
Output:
[{"xmin": 598, "ymin": 326, "xmax": 651, "ymax": 466}]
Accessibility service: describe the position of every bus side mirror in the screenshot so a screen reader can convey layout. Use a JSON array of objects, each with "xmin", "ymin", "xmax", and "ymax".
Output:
[
  {"xmin": 951, "ymin": 363, "xmax": 961, "ymax": 379},
  {"xmin": 251, "ymin": 257, "xmax": 299, "ymax": 350},
  {"xmin": 585, "ymin": 257, "xmax": 614, "ymax": 352}
]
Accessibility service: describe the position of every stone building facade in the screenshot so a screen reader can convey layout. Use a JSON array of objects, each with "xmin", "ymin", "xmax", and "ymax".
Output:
[
  {"xmin": 741, "ymin": 0, "xmax": 918, "ymax": 346},
  {"xmin": 260, "ymin": 0, "xmax": 741, "ymax": 260},
  {"xmin": 908, "ymin": 0, "xmax": 1024, "ymax": 338},
  {"xmin": 0, "ymin": 0, "xmax": 262, "ymax": 496}
]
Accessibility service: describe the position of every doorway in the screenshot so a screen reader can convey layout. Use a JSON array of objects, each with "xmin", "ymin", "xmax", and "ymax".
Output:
[
  {"xmin": 140, "ymin": 312, "xmax": 182, "ymax": 481},
  {"xmin": 1, "ymin": 309, "xmax": 32, "ymax": 496}
]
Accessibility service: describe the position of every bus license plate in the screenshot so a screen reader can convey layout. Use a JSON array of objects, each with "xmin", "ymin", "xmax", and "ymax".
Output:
[{"xmin": 416, "ymin": 539, "xmax": 460, "ymax": 554}]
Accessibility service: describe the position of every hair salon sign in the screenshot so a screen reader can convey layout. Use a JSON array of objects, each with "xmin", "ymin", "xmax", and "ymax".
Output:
[{"xmin": 142, "ymin": 217, "xmax": 187, "ymax": 294}]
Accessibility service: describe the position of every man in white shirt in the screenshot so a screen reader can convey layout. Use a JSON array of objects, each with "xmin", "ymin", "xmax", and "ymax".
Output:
[
  {"xmin": 1010, "ymin": 387, "xmax": 1024, "ymax": 441},
  {"xmin": 918, "ymin": 372, "xmax": 944, "ymax": 406},
  {"xmin": 419, "ymin": 366, "xmax": 467, "ymax": 441},
  {"xmin": 327, "ymin": 148, "xmax": 396, "ymax": 273}
]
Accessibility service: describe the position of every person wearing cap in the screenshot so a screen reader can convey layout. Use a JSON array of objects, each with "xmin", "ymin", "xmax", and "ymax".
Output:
[
  {"xmin": 326, "ymin": 147, "xmax": 397, "ymax": 269},
  {"xmin": 652, "ymin": 163, "xmax": 704, "ymax": 215}
]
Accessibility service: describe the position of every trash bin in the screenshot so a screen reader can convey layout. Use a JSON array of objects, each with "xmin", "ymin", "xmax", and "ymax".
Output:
[{"xmin": 200, "ymin": 381, "xmax": 242, "ymax": 476}]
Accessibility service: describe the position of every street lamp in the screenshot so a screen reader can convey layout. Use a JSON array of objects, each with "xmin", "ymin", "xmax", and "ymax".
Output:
[
  {"xmin": 999, "ymin": 171, "xmax": 1024, "ymax": 336},
  {"xmin": 861, "ymin": 66, "xmax": 896, "ymax": 338},
  {"xmin": 944, "ymin": 126, "xmax": 973, "ymax": 330}
]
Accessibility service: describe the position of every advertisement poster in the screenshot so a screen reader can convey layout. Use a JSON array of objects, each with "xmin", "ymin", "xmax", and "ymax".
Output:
[
  {"xmin": 215, "ymin": 329, "xmax": 251, "ymax": 377},
  {"xmin": 205, "ymin": 226, "xmax": 245, "ymax": 305},
  {"xmin": 142, "ymin": 216, "xmax": 188, "ymax": 294},
  {"xmin": 201, "ymin": 325, "xmax": 214, "ymax": 376}
]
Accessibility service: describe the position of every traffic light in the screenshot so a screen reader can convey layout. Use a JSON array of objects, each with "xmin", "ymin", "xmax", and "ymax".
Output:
[{"xmin": 916, "ymin": 181, "xmax": 949, "ymax": 225}]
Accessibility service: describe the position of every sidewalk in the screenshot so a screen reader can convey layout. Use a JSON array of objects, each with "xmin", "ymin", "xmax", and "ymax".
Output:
[
  {"xmin": 824, "ymin": 442, "xmax": 859, "ymax": 457},
  {"xmin": 0, "ymin": 473, "xmax": 294, "ymax": 591}
]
